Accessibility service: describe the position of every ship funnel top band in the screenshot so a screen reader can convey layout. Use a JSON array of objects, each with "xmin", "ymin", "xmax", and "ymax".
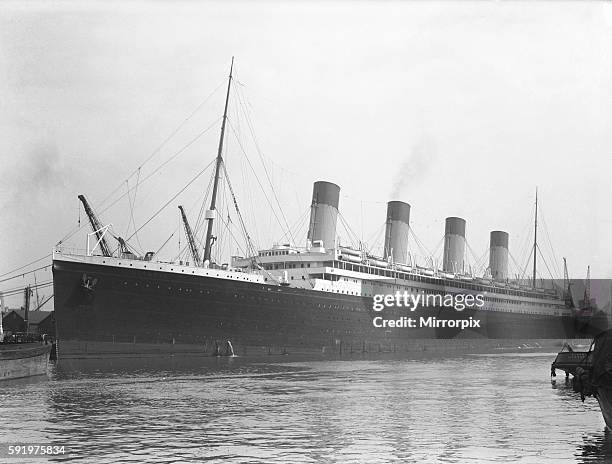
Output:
[
  {"xmin": 307, "ymin": 181, "xmax": 340, "ymax": 249},
  {"xmin": 312, "ymin": 181, "xmax": 340, "ymax": 209},
  {"xmin": 445, "ymin": 217, "xmax": 466, "ymax": 236},
  {"xmin": 386, "ymin": 201, "xmax": 411, "ymax": 224},
  {"xmin": 490, "ymin": 231, "xmax": 509, "ymax": 248}
]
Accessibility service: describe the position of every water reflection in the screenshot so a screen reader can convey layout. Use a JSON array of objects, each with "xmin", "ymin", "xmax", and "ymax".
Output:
[
  {"xmin": 576, "ymin": 429, "xmax": 612, "ymax": 463},
  {"xmin": 1, "ymin": 353, "xmax": 611, "ymax": 462}
]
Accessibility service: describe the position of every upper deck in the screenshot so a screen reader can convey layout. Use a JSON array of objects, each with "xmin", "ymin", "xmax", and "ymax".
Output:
[{"xmin": 231, "ymin": 243, "xmax": 563, "ymax": 302}]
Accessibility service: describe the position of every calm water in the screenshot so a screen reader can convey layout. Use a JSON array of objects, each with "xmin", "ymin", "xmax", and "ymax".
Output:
[{"xmin": 1, "ymin": 353, "xmax": 611, "ymax": 463}]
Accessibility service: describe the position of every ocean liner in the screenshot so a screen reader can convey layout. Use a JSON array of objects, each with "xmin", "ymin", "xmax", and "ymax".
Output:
[{"xmin": 52, "ymin": 60, "xmax": 581, "ymax": 359}]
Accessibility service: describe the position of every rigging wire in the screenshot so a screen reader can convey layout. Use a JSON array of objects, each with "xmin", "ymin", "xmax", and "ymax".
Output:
[
  {"xmin": 513, "ymin": 227, "xmax": 533, "ymax": 280},
  {"xmin": 225, "ymin": 120, "xmax": 291, "ymax": 246},
  {"xmin": 364, "ymin": 222, "xmax": 386, "ymax": 251},
  {"xmin": 508, "ymin": 250, "xmax": 525, "ymax": 280},
  {"xmin": 536, "ymin": 245, "xmax": 556, "ymax": 281},
  {"xmin": 213, "ymin": 212, "xmax": 278, "ymax": 283},
  {"xmin": 430, "ymin": 236, "xmax": 444, "ymax": 263},
  {"xmin": 0, "ymin": 265, "xmax": 52, "ymax": 284},
  {"xmin": 465, "ymin": 241, "xmax": 488, "ymax": 276},
  {"xmin": 232, "ymin": 87, "xmax": 301, "ymax": 248},
  {"xmin": 125, "ymin": 168, "xmax": 144, "ymax": 252},
  {"xmin": 125, "ymin": 159, "xmax": 216, "ymax": 243},
  {"xmin": 0, "ymin": 281, "xmax": 53, "ymax": 298},
  {"xmin": 519, "ymin": 246, "xmax": 534, "ymax": 281},
  {"xmin": 97, "ymin": 81, "xmax": 226, "ymax": 210},
  {"xmin": 476, "ymin": 248, "xmax": 490, "ymax": 276},
  {"xmin": 153, "ymin": 232, "xmax": 177, "ymax": 261},
  {"xmin": 194, "ymin": 173, "xmax": 215, "ymax": 232},
  {"xmin": 240, "ymin": 148, "xmax": 261, "ymax": 249},
  {"xmin": 337, "ymin": 212, "xmax": 362, "ymax": 249},
  {"xmin": 538, "ymin": 202, "xmax": 561, "ymax": 277},
  {"xmin": 56, "ymin": 118, "xmax": 222, "ymax": 247},
  {"xmin": 423, "ymin": 232, "xmax": 441, "ymax": 262},
  {"xmin": 465, "ymin": 240, "xmax": 487, "ymax": 276},
  {"xmin": 508, "ymin": 220, "xmax": 529, "ymax": 276},
  {"xmin": 215, "ymin": 213, "xmax": 248, "ymax": 258},
  {"xmin": 407, "ymin": 227, "xmax": 438, "ymax": 268},
  {"xmin": 222, "ymin": 161, "xmax": 259, "ymax": 259},
  {"xmin": 275, "ymin": 207, "xmax": 310, "ymax": 245},
  {"xmin": 222, "ymin": 85, "xmax": 315, "ymax": 286},
  {"xmin": 367, "ymin": 223, "xmax": 387, "ymax": 256},
  {"xmin": 0, "ymin": 256, "xmax": 52, "ymax": 280}
]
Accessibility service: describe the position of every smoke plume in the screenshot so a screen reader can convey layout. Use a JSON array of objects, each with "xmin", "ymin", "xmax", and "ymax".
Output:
[{"xmin": 390, "ymin": 135, "xmax": 437, "ymax": 199}]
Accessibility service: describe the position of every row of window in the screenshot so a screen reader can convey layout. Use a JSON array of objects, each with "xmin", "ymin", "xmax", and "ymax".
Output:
[
  {"xmin": 119, "ymin": 278, "xmax": 561, "ymax": 312},
  {"xmin": 103, "ymin": 260, "xmax": 256, "ymax": 281},
  {"xmin": 119, "ymin": 280, "xmax": 369, "ymax": 311},
  {"xmin": 259, "ymin": 250, "xmax": 293, "ymax": 257},
  {"xmin": 330, "ymin": 260, "xmax": 557, "ymax": 301},
  {"xmin": 263, "ymin": 263, "xmax": 311, "ymax": 270}
]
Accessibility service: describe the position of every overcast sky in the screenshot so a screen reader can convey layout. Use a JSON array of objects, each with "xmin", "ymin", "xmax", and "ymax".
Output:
[{"xmin": 2, "ymin": 1, "xmax": 612, "ymax": 307}]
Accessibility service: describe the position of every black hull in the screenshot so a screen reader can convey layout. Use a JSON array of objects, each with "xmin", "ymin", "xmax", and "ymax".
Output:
[
  {"xmin": 433, "ymin": 304, "xmax": 577, "ymax": 340},
  {"xmin": 52, "ymin": 259, "xmax": 576, "ymax": 358}
]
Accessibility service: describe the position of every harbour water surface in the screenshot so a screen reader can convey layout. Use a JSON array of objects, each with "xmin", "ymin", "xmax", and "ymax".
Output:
[{"xmin": 1, "ymin": 353, "xmax": 611, "ymax": 463}]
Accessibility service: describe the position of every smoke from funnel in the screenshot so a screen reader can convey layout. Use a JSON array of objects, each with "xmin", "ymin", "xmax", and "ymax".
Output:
[{"xmin": 390, "ymin": 135, "xmax": 437, "ymax": 198}]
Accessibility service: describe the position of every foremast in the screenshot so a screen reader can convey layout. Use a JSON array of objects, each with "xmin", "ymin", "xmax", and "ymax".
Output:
[
  {"xmin": 203, "ymin": 57, "xmax": 234, "ymax": 265},
  {"xmin": 533, "ymin": 187, "xmax": 538, "ymax": 288}
]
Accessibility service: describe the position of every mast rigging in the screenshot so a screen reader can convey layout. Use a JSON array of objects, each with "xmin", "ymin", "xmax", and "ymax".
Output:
[
  {"xmin": 532, "ymin": 188, "xmax": 538, "ymax": 288},
  {"xmin": 203, "ymin": 57, "xmax": 234, "ymax": 265}
]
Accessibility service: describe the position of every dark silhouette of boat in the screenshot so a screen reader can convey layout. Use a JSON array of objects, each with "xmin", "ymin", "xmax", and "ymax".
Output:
[
  {"xmin": 552, "ymin": 319, "xmax": 612, "ymax": 428},
  {"xmin": 0, "ymin": 333, "xmax": 52, "ymax": 381},
  {"xmin": 0, "ymin": 287, "xmax": 54, "ymax": 380}
]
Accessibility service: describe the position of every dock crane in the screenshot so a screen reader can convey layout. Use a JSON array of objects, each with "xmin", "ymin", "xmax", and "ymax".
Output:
[
  {"xmin": 178, "ymin": 205, "xmax": 201, "ymax": 266},
  {"xmin": 78, "ymin": 194, "xmax": 113, "ymax": 257}
]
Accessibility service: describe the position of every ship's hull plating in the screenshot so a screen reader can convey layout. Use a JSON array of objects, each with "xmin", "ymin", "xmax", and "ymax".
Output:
[{"xmin": 52, "ymin": 259, "xmax": 575, "ymax": 358}]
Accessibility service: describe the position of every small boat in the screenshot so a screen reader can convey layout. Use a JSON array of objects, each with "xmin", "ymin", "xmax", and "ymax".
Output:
[
  {"xmin": 0, "ymin": 288, "xmax": 53, "ymax": 381},
  {"xmin": 551, "ymin": 342, "xmax": 592, "ymax": 378},
  {"xmin": 0, "ymin": 336, "xmax": 52, "ymax": 381}
]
